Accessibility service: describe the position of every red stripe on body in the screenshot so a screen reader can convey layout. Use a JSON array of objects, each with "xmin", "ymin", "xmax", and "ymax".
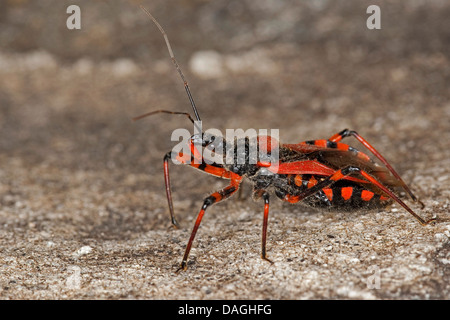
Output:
[{"xmin": 341, "ymin": 187, "xmax": 353, "ymax": 201}]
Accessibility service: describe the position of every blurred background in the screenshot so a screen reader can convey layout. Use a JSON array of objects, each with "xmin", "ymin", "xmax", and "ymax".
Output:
[
  {"xmin": 0, "ymin": 0, "xmax": 449, "ymax": 299},
  {"xmin": 1, "ymin": 0, "xmax": 448, "ymax": 169}
]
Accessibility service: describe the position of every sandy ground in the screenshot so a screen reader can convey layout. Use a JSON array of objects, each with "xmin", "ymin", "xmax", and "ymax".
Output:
[{"xmin": 0, "ymin": 0, "xmax": 449, "ymax": 299}]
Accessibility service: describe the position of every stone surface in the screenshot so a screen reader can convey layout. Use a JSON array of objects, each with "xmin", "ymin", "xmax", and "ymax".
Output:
[{"xmin": 0, "ymin": 0, "xmax": 449, "ymax": 299}]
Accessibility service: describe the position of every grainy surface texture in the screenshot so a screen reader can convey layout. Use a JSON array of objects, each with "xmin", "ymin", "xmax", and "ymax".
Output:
[{"xmin": 0, "ymin": 0, "xmax": 449, "ymax": 299}]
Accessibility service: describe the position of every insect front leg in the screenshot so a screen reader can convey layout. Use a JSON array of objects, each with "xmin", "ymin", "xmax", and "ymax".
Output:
[
  {"xmin": 178, "ymin": 173, "xmax": 242, "ymax": 271},
  {"xmin": 163, "ymin": 151, "xmax": 183, "ymax": 228},
  {"xmin": 163, "ymin": 148, "xmax": 233, "ymax": 228}
]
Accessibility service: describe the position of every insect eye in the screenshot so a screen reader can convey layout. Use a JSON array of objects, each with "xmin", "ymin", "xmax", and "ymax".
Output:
[{"xmin": 202, "ymin": 134, "xmax": 215, "ymax": 147}]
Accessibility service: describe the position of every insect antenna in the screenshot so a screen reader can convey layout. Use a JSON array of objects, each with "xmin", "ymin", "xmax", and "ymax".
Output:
[
  {"xmin": 132, "ymin": 109, "xmax": 195, "ymax": 124},
  {"xmin": 140, "ymin": 5, "xmax": 201, "ymax": 122}
]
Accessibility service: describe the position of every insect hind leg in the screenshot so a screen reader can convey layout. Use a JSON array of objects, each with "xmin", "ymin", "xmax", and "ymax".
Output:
[{"xmin": 327, "ymin": 129, "xmax": 420, "ymax": 203}]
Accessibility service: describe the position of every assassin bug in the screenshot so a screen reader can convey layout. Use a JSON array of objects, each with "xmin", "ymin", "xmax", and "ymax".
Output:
[{"xmin": 135, "ymin": 6, "xmax": 436, "ymax": 271}]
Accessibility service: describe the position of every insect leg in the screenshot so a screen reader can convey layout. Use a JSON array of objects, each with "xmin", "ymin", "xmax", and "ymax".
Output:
[
  {"xmin": 328, "ymin": 129, "xmax": 419, "ymax": 202},
  {"xmin": 284, "ymin": 166, "xmax": 435, "ymax": 226},
  {"xmin": 254, "ymin": 190, "xmax": 273, "ymax": 263},
  {"xmin": 178, "ymin": 173, "xmax": 242, "ymax": 271},
  {"xmin": 163, "ymin": 150, "xmax": 233, "ymax": 228},
  {"xmin": 163, "ymin": 151, "xmax": 179, "ymax": 228},
  {"xmin": 261, "ymin": 192, "xmax": 273, "ymax": 263}
]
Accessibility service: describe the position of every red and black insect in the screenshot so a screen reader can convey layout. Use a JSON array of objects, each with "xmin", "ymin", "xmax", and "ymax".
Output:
[{"xmin": 136, "ymin": 6, "xmax": 435, "ymax": 271}]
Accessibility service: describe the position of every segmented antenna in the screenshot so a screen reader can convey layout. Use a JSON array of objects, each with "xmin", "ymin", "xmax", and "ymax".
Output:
[
  {"xmin": 140, "ymin": 5, "xmax": 201, "ymax": 122},
  {"xmin": 132, "ymin": 109, "xmax": 195, "ymax": 124}
]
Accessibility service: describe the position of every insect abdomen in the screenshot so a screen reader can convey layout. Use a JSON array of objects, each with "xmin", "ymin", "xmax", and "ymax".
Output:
[{"xmin": 285, "ymin": 174, "xmax": 390, "ymax": 211}]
